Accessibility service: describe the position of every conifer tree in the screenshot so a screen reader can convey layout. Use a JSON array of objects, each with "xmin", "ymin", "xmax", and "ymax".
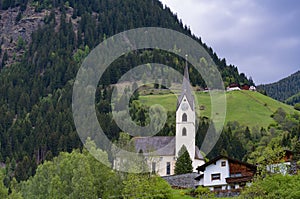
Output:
[
  {"xmin": 174, "ymin": 145, "xmax": 193, "ymax": 175},
  {"xmin": 0, "ymin": 171, "xmax": 8, "ymax": 198}
]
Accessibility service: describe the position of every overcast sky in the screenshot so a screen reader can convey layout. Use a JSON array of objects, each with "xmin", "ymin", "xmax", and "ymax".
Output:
[{"xmin": 160, "ymin": 0, "xmax": 300, "ymax": 84}]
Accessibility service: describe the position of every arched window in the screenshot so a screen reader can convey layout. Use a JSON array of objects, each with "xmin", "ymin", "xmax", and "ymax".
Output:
[
  {"xmin": 182, "ymin": 113, "xmax": 187, "ymax": 122},
  {"xmin": 182, "ymin": 127, "xmax": 187, "ymax": 136}
]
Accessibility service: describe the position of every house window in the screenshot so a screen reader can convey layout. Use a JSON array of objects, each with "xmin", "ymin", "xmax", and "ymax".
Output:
[
  {"xmin": 166, "ymin": 162, "xmax": 171, "ymax": 175},
  {"xmin": 211, "ymin": 173, "xmax": 221, "ymax": 181},
  {"xmin": 182, "ymin": 127, "xmax": 187, "ymax": 136},
  {"xmin": 221, "ymin": 161, "xmax": 226, "ymax": 167},
  {"xmin": 152, "ymin": 162, "xmax": 156, "ymax": 174},
  {"xmin": 182, "ymin": 113, "xmax": 187, "ymax": 122}
]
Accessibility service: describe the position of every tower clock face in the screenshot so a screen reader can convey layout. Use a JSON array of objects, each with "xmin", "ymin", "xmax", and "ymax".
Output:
[{"xmin": 181, "ymin": 103, "xmax": 189, "ymax": 111}]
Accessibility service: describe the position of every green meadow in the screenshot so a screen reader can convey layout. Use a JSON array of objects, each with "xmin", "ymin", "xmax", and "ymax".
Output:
[{"xmin": 139, "ymin": 90, "xmax": 297, "ymax": 128}]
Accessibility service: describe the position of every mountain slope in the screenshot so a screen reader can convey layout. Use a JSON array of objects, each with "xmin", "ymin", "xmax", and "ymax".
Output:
[
  {"xmin": 0, "ymin": 0, "xmax": 254, "ymax": 181},
  {"xmin": 139, "ymin": 90, "xmax": 297, "ymax": 128},
  {"xmin": 285, "ymin": 92, "xmax": 300, "ymax": 105},
  {"xmin": 258, "ymin": 71, "xmax": 300, "ymax": 103}
]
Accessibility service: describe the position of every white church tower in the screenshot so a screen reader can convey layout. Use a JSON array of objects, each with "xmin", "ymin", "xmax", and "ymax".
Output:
[{"xmin": 175, "ymin": 60, "xmax": 196, "ymax": 165}]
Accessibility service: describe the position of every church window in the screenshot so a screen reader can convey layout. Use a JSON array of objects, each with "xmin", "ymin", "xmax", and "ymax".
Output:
[
  {"xmin": 182, "ymin": 127, "xmax": 187, "ymax": 136},
  {"xmin": 166, "ymin": 162, "xmax": 171, "ymax": 175},
  {"xmin": 152, "ymin": 162, "xmax": 156, "ymax": 174},
  {"xmin": 182, "ymin": 113, "xmax": 187, "ymax": 122}
]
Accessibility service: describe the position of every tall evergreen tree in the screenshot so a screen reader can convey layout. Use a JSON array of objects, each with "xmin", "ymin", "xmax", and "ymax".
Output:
[{"xmin": 174, "ymin": 145, "xmax": 193, "ymax": 175}]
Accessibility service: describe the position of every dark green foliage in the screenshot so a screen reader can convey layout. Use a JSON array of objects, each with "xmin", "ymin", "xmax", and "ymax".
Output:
[
  {"xmin": 193, "ymin": 186, "xmax": 214, "ymax": 198},
  {"xmin": 0, "ymin": 170, "xmax": 8, "ymax": 198},
  {"xmin": 204, "ymin": 121, "xmax": 247, "ymax": 161},
  {"xmin": 293, "ymin": 140, "xmax": 300, "ymax": 162},
  {"xmin": 18, "ymin": 139, "xmax": 171, "ymax": 198},
  {"xmin": 240, "ymin": 174, "xmax": 300, "ymax": 199},
  {"xmin": 294, "ymin": 103, "xmax": 300, "ymax": 111},
  {"xmin": 174, "ymin": 145, "xmax": 193, "ymax": 175},
  {"xmin": 258, "ymin": 70, "xmax": 300, "ymax": 103},
  {"xmin": 122, "ymin": 174, "xmax": 172, "ymax": 199},
  {"xmin": 20, "ymin": 143, "xmax": 115, "ymax": 198},
  {"xmin": 286, "ymin": 92, "xmax": 300, "ymax": 105}
]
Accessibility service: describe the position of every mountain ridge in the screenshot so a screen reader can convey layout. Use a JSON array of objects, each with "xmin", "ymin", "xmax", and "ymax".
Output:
[{"xmin": 258, "ymin": 70, "xmax": 300, "ymax": 105}]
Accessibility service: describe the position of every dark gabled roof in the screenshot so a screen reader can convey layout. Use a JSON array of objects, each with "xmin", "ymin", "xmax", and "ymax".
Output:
[
  {"xmin": 133, "ymin": 136, "xmax": 176, "ymax": 156},
  {"xmin": 133, "ymin": 136, "xmax": 203, "ymax": 160},
  {"xmin": 177, "ymin": 64, "xmax": 195, "ymax": 111},
  {"xmin": 194, "ymin": 174, "xmax": 204, "ymax": 181},
  {"xmin": 196, "ymin": 155, "xmax": 256, "ymax": 172}
]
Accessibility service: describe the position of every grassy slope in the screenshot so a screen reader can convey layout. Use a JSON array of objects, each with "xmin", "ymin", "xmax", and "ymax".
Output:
[{"xmin": 139, "ymin": 90, "xmax": 297, "ymax": 128}]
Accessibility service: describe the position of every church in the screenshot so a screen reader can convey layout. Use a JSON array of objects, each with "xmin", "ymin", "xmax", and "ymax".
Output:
[{"xmin": 115, "ymin": 64, "xmax": 205, "ymax": 176}]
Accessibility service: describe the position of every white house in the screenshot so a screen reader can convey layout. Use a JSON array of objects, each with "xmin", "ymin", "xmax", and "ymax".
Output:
[
  {"xmin": 227, "ymin": 87, "xmax": 241, "ymax": 91},
  {"xmin": 114, "ymin": 64, "xmax": 205, "ymax": 176},
  {"xmin": 196, "ymin": 155, "xmax": 256, "ymax": 191},
  {"xmin": 266, "ymin": 150, "xmax": 293, "ymax": 175},
  {"xmin": 249, "ymin": 86, "xmax": 256, "ymax": 91}
]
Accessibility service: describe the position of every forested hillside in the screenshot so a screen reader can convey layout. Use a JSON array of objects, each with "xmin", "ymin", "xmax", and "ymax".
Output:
[
  {"xmin": 0, "ymin": 0, "xmax": 253, "ymax": 183},
  {"xmin": 0, "ymin": 1, "xmax": 300, "ymax": 198},
  {"xmin": 258, "ymin": 71, "xmax": 300, "ymax": 105}
]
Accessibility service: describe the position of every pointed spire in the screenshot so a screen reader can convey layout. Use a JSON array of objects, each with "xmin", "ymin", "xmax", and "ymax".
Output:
[
  {"xmin": 184, "ymin": 55, "xmax": 190, "ymax": 82},
  {"xmin": 177, "ymin": 55, "xmax": 195, "ymax": 110}
]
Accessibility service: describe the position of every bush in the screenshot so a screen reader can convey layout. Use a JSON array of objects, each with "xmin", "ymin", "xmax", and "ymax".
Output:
[
  {"xmin": 294, "ymin": 103, "xmax": 300, "ymax": 111},
  {"xmin": 122, "ymin": 174, "xmax": 172, "ymax": 199},
  {"xmin": 240, "ymin": 174, "xmax": 300, "ymax": 199},
  {"xmin": 194, "ymin": 186, "xmax": 214, "ymax": 198}
]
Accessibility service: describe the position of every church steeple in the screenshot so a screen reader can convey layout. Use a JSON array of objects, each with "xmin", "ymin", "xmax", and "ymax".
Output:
[{"xmin": 177, "ymin": 56, "xmax": 194, "ymax": 110}]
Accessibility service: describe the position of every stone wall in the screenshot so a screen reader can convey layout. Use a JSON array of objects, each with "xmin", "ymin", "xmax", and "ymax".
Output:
[{"xmin": 162, "ymin": 173, "xmax": 200, "ymax": 188}]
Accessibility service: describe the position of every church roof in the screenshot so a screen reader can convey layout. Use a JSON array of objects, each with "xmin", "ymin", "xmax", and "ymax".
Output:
[
  {"xmin": 133, "ymin": 136, "xmax": 204, "ymax": 160},
  {"xmin": 195, "ymin": 146, "xmax": 204, "ymax": 160},
  {"xmin": 177, "ymin": 64, "xmax": 195, "ymax": 111},
  {"xmin": 133, "ymin": 136, "xmax": 175, "ymax": 156}
]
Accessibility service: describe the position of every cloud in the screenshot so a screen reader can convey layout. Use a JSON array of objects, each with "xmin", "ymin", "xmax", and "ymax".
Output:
[{"xmin": 160, "ymin": 0, "xmax": 300, "ymax": 84}]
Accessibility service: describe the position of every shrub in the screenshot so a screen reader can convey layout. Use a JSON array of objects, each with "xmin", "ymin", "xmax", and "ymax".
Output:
[
  {"xmin": 194, "ymin": 186, "xmax": 214, "ymax": 198},
  {"xmin": 294, "ymin": 103, "xmax": 300, "ymax": 111},
  {"xmin": 240, "ymin": 174, "xmax": 300, "ymax": 199}
]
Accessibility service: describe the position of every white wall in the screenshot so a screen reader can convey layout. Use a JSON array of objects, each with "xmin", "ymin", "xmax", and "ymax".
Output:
[
  {"xmin": 153, "ymin": 156, "xmax": 176, "ymax": 176},
  {"xmin": 113, "ymin": 155, "xmax": 176, "ymax": 176},
  {"xmin": 193, "ymin": 159, "xmax": 205, "ymax": 172},
  {"xmin": 203, "ymin": 158, "xmax": 229, "ymax": 187}
]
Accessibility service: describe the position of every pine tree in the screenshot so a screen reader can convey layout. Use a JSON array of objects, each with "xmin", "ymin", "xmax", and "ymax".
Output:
[
  {"xmin": 293, "ymin": 140, "xmax": 300, "ymax": 162},
  {"xmin": 174, "ymin": 145, "xmax": 193, "ymax": 175},
  {"xmin": 0, "ymin": 171, "xmax": 8, "ymax": 198}
]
